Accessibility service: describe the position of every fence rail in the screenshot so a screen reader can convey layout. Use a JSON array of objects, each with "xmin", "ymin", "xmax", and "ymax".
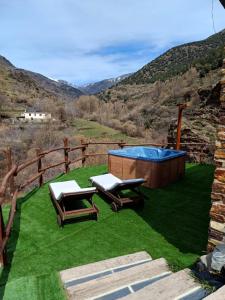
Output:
[
  {"xmin": 39, "ymin": 146, "xmax": 68, "ymax": 156},
  {"xmin": 17, "ymin": 156, "xmax": 42, "ymax": 173},
  {"xmin": 0, "ymin": 138, "xmax": 214, "ymax": 266},
  {"xmin": 0, "ymin": 165, "xmax": 17, "ymax": 201}
]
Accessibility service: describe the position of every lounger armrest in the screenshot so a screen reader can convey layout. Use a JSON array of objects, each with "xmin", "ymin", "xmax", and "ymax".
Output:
[
  {"xmin": 111, "ymin": 179, "xmax": 145, "ymax": 192},
  {"xmin": 90, "ymin": 176, "xmax": 145, "ymax": 192},
  {"xmin": 91, "ymin": 180, "xmax": 120, "ymax": 191},
  {"xmin": 61, "ymin": 187, "xmax": 96, "ymax": 198},
  {"xmin": 122, "ymin": 178, "xmax": 145, "ymax": 185},
  {"xmin": 79, "ymin": 187, "xmax": 97, "ymax": 193}
]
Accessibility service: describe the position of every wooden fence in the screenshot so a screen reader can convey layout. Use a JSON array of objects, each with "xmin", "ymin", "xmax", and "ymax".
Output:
[{"xmin": 0, "ymin": 138, "xmax": 214, "ymax": 266}]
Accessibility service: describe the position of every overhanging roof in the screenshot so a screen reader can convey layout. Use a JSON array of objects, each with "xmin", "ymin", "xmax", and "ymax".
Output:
[{"xmin": 219, "ymin": 0, "xmax": 225, "ymax": 8}]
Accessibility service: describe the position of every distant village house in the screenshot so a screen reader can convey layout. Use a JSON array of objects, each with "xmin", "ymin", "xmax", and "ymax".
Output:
[
  {"xmin": 0, "ymin": 107, "xmax": 54, "ymax": 124},
  {"xmin": 21, "ymin": 111, "xmax": 52, "ymax": 122}
]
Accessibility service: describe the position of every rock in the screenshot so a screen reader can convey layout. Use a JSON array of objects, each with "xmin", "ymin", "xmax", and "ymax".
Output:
[{"xmin": 200, "ymin": 253, "xmax": 213, "ymax": 271}]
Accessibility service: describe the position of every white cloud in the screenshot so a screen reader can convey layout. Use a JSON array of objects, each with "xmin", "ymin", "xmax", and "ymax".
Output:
[{"xmin": 0, "ymin": 0, "xmax": 224, "ymax": 83}]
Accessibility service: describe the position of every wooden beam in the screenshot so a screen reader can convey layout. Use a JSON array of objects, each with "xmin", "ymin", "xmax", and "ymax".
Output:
[{"xmin": 176, "ymin": 104, "xmax": 187, "ymax": 150}]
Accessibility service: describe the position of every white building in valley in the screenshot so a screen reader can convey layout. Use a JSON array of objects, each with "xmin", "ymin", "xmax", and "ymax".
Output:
[{"xmin": 20, "ymin": 111, "xmax": 52, "ymax": 122}]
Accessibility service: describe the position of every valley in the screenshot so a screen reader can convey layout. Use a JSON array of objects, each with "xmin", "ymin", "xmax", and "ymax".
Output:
[
  {"xmin": 0, "ymin": 29, "xmax": 225, "ymax": 179},
  {"xmin": 0, "ymin": 2, "xmax": 225, "ymax": 300}
]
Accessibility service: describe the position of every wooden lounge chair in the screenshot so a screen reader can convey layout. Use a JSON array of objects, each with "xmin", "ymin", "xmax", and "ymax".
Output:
[
  {"xmin": 90, "ymin": 174, "xmax": 145, "ymax": 211},
  {"xmin": 49, "ymin": 180, "xmax": 99, "ymax": 226}
]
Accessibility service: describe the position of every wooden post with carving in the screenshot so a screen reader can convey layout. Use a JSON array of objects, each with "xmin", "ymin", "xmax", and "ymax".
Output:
[
  {"xmin": 36, "ymin": 148, "xmax": 43, "ymax": 187},
  {"xmin": 63, "ymin": 138, "xmax": 70, "ymax": 173}
]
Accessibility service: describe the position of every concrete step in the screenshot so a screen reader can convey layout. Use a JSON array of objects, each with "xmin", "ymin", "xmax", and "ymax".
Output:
[
  {"xmin": 204, "ymin": 285, "xmax": 225, "ymax": 299},
  {"xmin": 68, "ymin": 257, "xmax": 171, "ymax": 300},
  {"xmin": 120, "ymin": 269, "xmax": 206, "ymax": 300},
  {"xmin": 60, "ymin": 251, "xmax": 152, "ymax": 286}
]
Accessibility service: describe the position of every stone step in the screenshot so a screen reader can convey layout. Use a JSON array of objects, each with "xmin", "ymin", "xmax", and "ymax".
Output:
[
  {"xmin": 60, "ymin": 251, "xmax": 152, "ymax": 285},
  {"xmin": 204, "ymin": 285, "xmax": 225, "ymax": 299},
  {"xmin": 120, "ymin": 269, "xmax": 206, "ymax": 300},
  {"xmin": 67, "ymin": 257, "xmax": 171, "ymax": 300}
]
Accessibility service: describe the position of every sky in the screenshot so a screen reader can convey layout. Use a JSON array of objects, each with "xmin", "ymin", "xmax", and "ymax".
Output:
[{"xmin": 0, "ymin": 0, "xmax": 225, "ymax": 85}]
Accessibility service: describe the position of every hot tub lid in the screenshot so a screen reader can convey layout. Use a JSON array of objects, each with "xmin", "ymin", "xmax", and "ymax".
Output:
[{"xmin": 108, "ymin": 146, "xmax": 186, "ymax": 162}]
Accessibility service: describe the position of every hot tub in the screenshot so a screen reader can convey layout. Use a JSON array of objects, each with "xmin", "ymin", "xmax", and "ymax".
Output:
[{"xmin": 108, "ymin": 147, "xmax": 186, "ymax": 188}]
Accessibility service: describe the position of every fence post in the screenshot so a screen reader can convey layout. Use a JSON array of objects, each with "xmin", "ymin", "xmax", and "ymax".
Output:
[
  {"xmin": 36, "ymin": 148, "xmax": 43, "ymax": 187},
  {"xmin": 119, "ymin": 140, "xmax": 125, "ymax": 149},
  {"xmin": 63, "ymin": 138, "xmax": 70, "ymax": 173},
  {"xmin": 5, "ymin": 147, "xmax": 15, "ymax": 196},
  {"xmin": 0, "ymin": 206, "xmax": 6, "ymax": 266},
  {"xmin": 81, "ymin": 139, "xmax": 87, "ymax": 167}
]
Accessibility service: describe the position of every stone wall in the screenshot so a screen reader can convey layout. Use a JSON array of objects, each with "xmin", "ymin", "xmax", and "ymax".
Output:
[
  {"xmin": 208, "ymin": 56, "xmax": 225, "ymax": 251},
  {"xmin": 167, "ymin": 123, "xmax": 215, "ymax": 163},
  {"xmin": 167, "ymin": 82, "xmax": 222, "ymax": 164}
]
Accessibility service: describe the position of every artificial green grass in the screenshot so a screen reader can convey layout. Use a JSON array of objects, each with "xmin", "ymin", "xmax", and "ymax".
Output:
[
  {"xmin": 2, "ymin": 273, "xmax": 65, "ymax": 300},
  {"xmin": 0, "ymin": 163, "xmax": 214, "ymax": 299}
]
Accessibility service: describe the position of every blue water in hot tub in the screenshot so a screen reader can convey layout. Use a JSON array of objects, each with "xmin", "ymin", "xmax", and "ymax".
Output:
[{"xmin": 108, "ymin": 147, "xmax": 186, "ymax": 162}]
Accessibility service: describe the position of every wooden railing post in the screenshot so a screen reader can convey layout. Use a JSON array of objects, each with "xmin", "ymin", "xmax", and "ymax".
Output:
[
  {"xmin": 5, "ymin": 147, "xmax": 15, "ymax": 196},
  {"xmin": 64, "ymin": 138, "xmax": 70, "ymax": 173},
  {"xmin": 0, "ymin": 206, "xmax": 6, "ymax": 266},
  {"xmin": 176, "ymin": 104, "xmax": 187, "ymax": 150},
  {"xmin": 81, "ymin": 139, "xmax": 87, "ymax": 167},
  {"xmin": 36, "ymin": 148, "xmax": 43, "ymax": 187},
  {"xmin": 119, "ymin": 140, "xmax": 125, "ymax": 149}
]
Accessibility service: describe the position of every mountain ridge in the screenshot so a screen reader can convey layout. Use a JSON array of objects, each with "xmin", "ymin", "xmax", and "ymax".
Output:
[
  {"xmin": 0, "ymin": 55, "xmax": 14, "ymax": 69},
  {"xmin": 76, "ymin": 30, "xmax": 224, "ymax": 146},
  {"xmin": 118, "ymin": 29, "xmax": 225, "ymax": 86},
  {"xmin": 0, "ymin": 55, "xmax": 83, "ymax": 110},
  {"xmin": 78, "ymin": 73, "xmax": 132, "ymax": 94}
]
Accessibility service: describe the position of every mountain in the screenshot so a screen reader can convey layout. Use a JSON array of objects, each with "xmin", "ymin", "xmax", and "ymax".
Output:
[
  {"xmin": 0, "ymin": 56, "xmax": 14, "ymax": 68},
  {"xmin": 120, "ymin": 29, "xmax": 225, "ymax": 85},
  {"xmin": 79, "ymin": 30, "xmax": 225, "ymax": 145},
  {"xmin": 78, "ymin": 73, "xmax": 132, "ymax": 94},
  {"xmin": 0, "ymin": 55, "xmax": 83, "ymax": 110},
  {"xmin": 100, "ymin": 30, "xmax": 225, "ymax": 103}
]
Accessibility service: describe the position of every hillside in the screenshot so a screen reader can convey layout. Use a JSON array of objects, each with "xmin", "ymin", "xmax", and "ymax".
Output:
[
  {"xmin": 120, "ymin": 29, "xmax": 225, "ymax": 85},
  {"xmin": 0, "ymin": 55, "xmax": 83, "ymax": 110},
  {"xmin": 77, "ymin": 30, "xmax": 225, "ymax": 145},
  {"xmin": 78, "ymin": 73, "xmax": 132, "ymax": 94}
]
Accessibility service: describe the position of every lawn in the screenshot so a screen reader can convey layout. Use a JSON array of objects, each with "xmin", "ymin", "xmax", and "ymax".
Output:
[{"xmin": 0, "ymin": 163, "xmax": 214, "ymax": 299}]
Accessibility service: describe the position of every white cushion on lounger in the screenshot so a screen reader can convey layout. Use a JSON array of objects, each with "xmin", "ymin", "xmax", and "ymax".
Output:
[
  {"xmin": 49, "ymin": 180, "xmax": 95, "ymax": 201},
  {"xmin": 49, "ymin": 180, "xmax": 80, "ymax": 201},
  {"xmin": 90, "ymin": 173, "xmax": 122, "ymax": 191}
]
